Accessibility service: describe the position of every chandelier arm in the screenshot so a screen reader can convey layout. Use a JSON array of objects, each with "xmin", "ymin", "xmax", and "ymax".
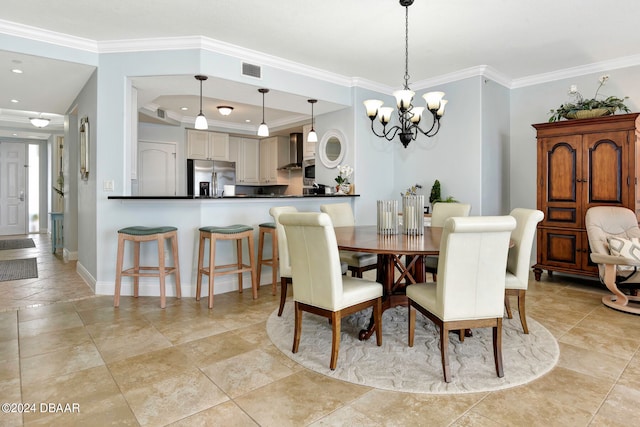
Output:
[
  {"xmin": 413, "ymin": 115, "xmax": 439, "ymax": 137},
  {"xmin": 370, "ymin": 119, "xmax": 403, "ymax": 142}
]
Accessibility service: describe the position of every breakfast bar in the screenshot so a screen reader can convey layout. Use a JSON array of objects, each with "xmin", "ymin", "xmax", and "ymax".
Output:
[{"xmin": 102, "ymin": 194, "xmax": 359, "ymax": 300}]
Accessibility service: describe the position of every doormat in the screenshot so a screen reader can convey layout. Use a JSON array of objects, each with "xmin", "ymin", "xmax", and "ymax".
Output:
[
  {"xmin": 0, "ymin": 258, "xmax": 38, "ymax": 281},
  {"xmin": 0, "ymin": 239, "xmax": 36, "ymax": 250}
]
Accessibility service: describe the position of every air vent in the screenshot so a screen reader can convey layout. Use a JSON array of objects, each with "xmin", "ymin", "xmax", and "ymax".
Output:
[
  {"xmin": 242, "ymin": 62, "xmax": 261, "ymax": 79},
  {"xmin": 157, "ymin": 109, "xmax": 165, "ymax": 119}
]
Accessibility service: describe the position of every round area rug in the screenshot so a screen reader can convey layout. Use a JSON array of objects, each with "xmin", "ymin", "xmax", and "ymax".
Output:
[{"xmin": 267, "ymin": 305, "xmax": 559, "ymax": 394}]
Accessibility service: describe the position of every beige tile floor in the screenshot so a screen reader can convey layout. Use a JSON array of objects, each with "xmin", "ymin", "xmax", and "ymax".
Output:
[{"xmin": 1, "ymin": 233, "xmax": 639, "ymax": 426}]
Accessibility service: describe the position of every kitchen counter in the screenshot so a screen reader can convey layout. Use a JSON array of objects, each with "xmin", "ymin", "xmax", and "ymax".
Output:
[{"xmin": 108, "ymin": 194, "xmax": 359, "ymax": 200}]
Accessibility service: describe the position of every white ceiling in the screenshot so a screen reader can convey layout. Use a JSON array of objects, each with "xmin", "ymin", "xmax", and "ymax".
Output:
[{"xmin": 1, "ymin": 0, "xmax": 640, "ymax": 139}]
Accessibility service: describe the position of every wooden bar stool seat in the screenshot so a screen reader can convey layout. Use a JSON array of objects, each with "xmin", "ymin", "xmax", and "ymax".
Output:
[
  {"xmin": 257, "ymin": 222, "xmax": 278, "ymax": 296},
  {"xmin": 114, "ymin": 226, "xmax": 181, "ymax": 309},
  {"xmin": 197, "ymin": 224, "xmax": 257, "ymax": 309}
]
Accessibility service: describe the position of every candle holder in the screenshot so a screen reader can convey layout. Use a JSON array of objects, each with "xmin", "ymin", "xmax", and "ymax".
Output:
[
  {"xmin": 402, "ymin": 195, "xmax": 424, "ymax": 235},
  {"xmin": 377, "ymin": 200, "xmax": 398, "ymax": 235}
]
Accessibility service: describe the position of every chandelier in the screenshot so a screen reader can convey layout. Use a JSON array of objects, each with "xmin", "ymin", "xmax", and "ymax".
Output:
[{"xmin": 363, "ymin": 0, "xmax": 448, "ymax": 148}]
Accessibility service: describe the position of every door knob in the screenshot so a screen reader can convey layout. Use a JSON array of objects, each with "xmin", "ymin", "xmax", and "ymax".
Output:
[{"xmin": 19, "ymin": 191, "xmax": 25, "ymax": 201}]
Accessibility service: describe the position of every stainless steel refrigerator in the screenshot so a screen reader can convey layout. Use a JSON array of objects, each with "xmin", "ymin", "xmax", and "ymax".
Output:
[{"xmin": 187, "ymin": 159, "xmax": 236, "ymax": 197}]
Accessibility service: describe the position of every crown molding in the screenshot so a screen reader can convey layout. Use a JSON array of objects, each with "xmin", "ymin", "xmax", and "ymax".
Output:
[
  {"xmin": 511, "ymin": 53, "xmax": 640, "ymax": 88},
  {"xmin": 3, "ymin": 18, "xmax": 640, "ymax": 93},
  {"xmin": 0, "ymin": 19, "xmax": 97, "ymax": 52}
]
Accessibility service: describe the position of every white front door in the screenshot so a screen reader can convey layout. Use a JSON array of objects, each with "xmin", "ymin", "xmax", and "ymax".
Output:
[
  {"xmin": 0, "ymin": 142, "xmax": 27, "ymax": 235},
  {"xmin": 138, "ymin": 141, "xmax": 176, "ymax": 196}
]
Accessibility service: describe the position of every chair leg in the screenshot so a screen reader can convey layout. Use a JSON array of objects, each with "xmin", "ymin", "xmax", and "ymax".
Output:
[
  {"xmin": 271, "ymin": 232, "xmax": 278, "ymax": 296},
  {"xmin": 374, "ymin": 298, "xmax": 382, "ymax": 346},
  {"xmin": 133, "ymin": 241, "xmax": 140, "ymax": 298},
  {"xmin": 208, "ymin": 236, "xmax": 216, "ymax": 309},
  {"xmin": 236, "ymin": 238, "xmax": 243, "ymax": 293},
  {"xmin": 196, "ymin": 233, "xmax": 205, "ymax": 301},
  {"xmin": 408, "ymin": 304, "xmax": 416, "ymax": 347},
  {"xmin": 171, "ymin": 233, "xmax": 181, "ymax": 299},
  {"xmin": 257, "ymin": 229, "xmax": 265, "ymax": 287},
  {"xmin": 440, "ymin": 324, "xmax": 451, "ymax": 383},
  {"xmin": 494, "ymin": 318, "xmax": 504, "ymax": 378},
  {"xmin": 516, "ymin": 290, "xmax": 529, "ymax": 334},
  {"xmin": 157, "ymin": 235, "xmax": 166, "ymax": 309},
  {"xmin": 330, "ymin": 311, "xmax": 341, "ymax": 370},
  {"xmin": 278, "ymin": 276, "xmax": 289, "ymax": 317},
  {"xmin": 504, "ymin": 294, "xmax": 513, "ymax": 319},
  {"xmin": 292, "ymin": 302, "xmax": 302, "ymax": 354},
  {"xmin": 247, "ymin": 234, "xmax": 258, "ymax": 299}
]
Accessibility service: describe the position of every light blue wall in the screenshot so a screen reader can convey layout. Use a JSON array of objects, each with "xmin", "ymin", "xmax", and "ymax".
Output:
[{"xmin": 481, "ymin": 78, "xmax": 510, "ymax": 215}]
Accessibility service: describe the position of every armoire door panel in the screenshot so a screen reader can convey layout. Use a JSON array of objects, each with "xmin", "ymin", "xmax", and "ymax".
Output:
[
  {"xmin": 546, "ymin": 140, "xmax": 579, "ymax": 202},
  {"xmin": 584, "ymin": 132, "xmax": 628, "ymax": 206}
]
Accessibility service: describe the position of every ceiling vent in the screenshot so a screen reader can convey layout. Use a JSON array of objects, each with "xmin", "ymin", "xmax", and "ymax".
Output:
[
  {"xmin": 157, "ymin": 108, "xmax": 166, "ymax": 119},
  {"xmin": 242, "ymin": 62, "xmax": 261, "ymax": 79}
]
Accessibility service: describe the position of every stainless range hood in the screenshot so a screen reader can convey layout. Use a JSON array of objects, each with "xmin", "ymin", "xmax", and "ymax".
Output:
[{"xmin": 278, "ymin": 133, "xmax": 304, "ymax": 170}]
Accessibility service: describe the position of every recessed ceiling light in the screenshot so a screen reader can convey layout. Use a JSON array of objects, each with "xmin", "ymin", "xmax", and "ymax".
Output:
[
  {"xmin": 245, "ymin": 119, "xmax": 251, "ymax": 123},
  {"xmin": 180, "ymin": 107, "xmax": 188, "ymax": 111},
  {"xmin": 11, "ymin": 68, "xmax": 23, "ymax": 74},
  {"xmin": 11, "ymin": 99, "xmax": 18, "ymax": 103}
]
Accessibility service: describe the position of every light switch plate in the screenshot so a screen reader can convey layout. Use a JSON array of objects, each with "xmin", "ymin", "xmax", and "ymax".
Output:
[{"xmin": 103, "ymin": 180, "xmax": 114, "ymax": 192}]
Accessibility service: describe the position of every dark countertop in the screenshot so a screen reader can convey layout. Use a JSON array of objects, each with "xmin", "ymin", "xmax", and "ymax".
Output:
[{"xmin": 108, "ymin": 194, "xmax": 359, "ymax": 200}]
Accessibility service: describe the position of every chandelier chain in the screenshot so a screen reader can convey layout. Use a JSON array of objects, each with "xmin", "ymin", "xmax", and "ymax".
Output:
[{"xmin": 404, "ymin": 4, "xmax": 410, "ymax": 89}]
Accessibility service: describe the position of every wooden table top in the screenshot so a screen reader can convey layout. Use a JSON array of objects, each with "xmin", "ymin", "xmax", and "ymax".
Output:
[{"xmin": 333, "ymin": 225, "xmax": 443, "ymax": 256}]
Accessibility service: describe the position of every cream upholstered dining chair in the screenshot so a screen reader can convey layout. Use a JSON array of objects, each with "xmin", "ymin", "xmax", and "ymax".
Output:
[
  {"xmin": 425, "ymin": 202, "xmax": 471, "ymax": 280},
  {"xmin": 407, "ymin": 215, "xmax": 516, "ymax": 383},
  {"xmin": 320, "ymin": 203, "xmax": 378, "ymax": 277},
  {"xmin": 585, "ymin": 206, "xmax": 640, "ymax": 315},
  {"xmin": 280, "ymin": 212, "xmax": 383, "ymax": 370},
  {"xmin": 269, "ymin": 206, "xmax": 298, "ymax": 316},
  {"xmin": 504, "ymin": 208, "xmax": 544, "ymax": 333}
]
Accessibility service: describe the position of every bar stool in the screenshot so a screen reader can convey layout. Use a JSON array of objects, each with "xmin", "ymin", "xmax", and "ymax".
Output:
[
  {"xmin": 114, "ymin": 226, "xmax": 181, "ymax": 309},
  {"xmin": 196, "ymin": 224, "xmax": 257, "ymax": 309},
  {"xmin": 257, "ymin": 222, "xmax": 278, "ymax": 296}
]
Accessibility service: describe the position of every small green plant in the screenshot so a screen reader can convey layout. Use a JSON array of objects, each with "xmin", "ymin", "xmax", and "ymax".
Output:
[
  {"xmin": 429, "ymin": 180, "xmax": 441, "ymax": 204},
  {"xmin": 429, "ymin": 179, "xmax": 457, "ymax": 203},
  {"xmin": 549, "ymin": 75, "xmax": 630, "ymax": 122}
]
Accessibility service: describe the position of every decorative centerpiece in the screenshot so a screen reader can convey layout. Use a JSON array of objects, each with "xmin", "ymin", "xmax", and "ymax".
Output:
[
  {"xmin": 402, "ymin": 195, "xmax": 424, "ymax": 235},
  {"xmin": 549, "ymin": 75, "xmax": 630, "ymax": 122},
  {"xmin": 377, "ymin": 200, "xmax": 398, "ymax": 235},
  {"xmin": 335, "ymin": 164, "xmax": 353, "ymax": 195}
]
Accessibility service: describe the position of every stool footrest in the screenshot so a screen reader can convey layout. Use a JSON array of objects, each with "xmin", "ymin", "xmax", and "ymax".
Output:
[
  {"xmin": 121, "ymin": 266, "xmax": 178, "ymax": 277},
  {"xmin": 200, "ymin": 263, "xmax": 253, "ymax": 276}
]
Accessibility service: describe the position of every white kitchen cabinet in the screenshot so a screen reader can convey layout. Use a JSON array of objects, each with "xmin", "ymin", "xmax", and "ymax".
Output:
[
  {"xmin": 232, "ymin": 137, "xmax": 260, "ymax": 185},
  {"xmin": 187, "ymin": 129, "xmax": 229, "ymax": 161},
  {"xmin": 302, "ymin": 124, "xmax": 316, "ymax": 159},
  {"xmin": 259, "ymin": 136, "xmax": 290, "ymax": 185}
]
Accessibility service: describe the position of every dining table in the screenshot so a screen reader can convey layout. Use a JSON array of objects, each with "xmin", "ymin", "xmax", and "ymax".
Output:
[{"xmin": 333, "ymin": 225, "xmax": 443, "ymax": 340}]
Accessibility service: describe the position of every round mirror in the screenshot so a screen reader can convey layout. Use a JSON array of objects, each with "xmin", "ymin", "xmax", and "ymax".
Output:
[{"xmin": 319, "ymin": 129, "xmax": 347, "ymax": 168}]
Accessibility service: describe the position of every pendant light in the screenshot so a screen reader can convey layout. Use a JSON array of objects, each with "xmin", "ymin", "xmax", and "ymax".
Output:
[
  {"xmin": 217, "ymin": 106, "xmax": 234, "ymax": 116},
  {"xmin": 29, "ymin": 115, "xmax": 50, "ymax": 128},
  {"xmin": 257, "ymin": 88, "xmax": 269, "ymax": 137},
  {"xmin": 194, "ymin": 75, "xmax": 208, "ymax": 130},
  {"xmin": 307, "ymin": 99, "xmax": 318, "ymax": 143}
]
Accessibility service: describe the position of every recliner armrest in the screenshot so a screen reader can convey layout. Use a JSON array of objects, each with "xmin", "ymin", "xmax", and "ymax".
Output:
[{"xmin": 590, "ymin": 253, "xmax": 640, "ymax": 266}]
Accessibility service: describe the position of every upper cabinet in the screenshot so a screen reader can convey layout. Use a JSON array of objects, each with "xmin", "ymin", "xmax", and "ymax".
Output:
[
  {"xmin": 187, "ymin": 129, "xmax": 230, "ymax": 161},
  {"xmin": 231, "ymin": 136, "xmax": 260, "ymax": 185},
  {"xmin": 302, "ymin": 124, "xmax": 316, "ymax": 159},
  {"xmin": 260, "ymin": 136, "xmax": 290, "ymax": 185}
]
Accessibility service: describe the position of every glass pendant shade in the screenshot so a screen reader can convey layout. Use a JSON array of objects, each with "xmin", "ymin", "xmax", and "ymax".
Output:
[
  {"xmin": 307, "ymin": 129, "xmax": 318, "ymax": 143},
  {"xmin": 409, "ymin": 107, "xmax": 424, "ymax": 123},
  {"xmin": 378, "ymin": 107, "xmax": 394, "ymax": 125},
  {"xmin": 257, "ymin": 123, "xmax": 269, "ymax": 137},
  {"xmin": 393, "ymin": 89, "xmax": 415, "ymax": 110},
  {"xmin": 194, "ymin": 113, "xmax": 208, "ymax": 130},
  {"xmin": 436, "ymin": 99, "xmax": 448, "ymax": 117},
  {"xmin": 30, "ymin": 117, "xmax": 50, "ymax": 128},
  {"xmin": 217, "ymin": 106, "xmax": 233, "ymax": 116},
  {"xmin": 423, "ymin": 91, "xmax": 445, "ymax": 111},
  {"xmin": 363, "ymin": 99, "xmax": 384, "ymax": 118}
]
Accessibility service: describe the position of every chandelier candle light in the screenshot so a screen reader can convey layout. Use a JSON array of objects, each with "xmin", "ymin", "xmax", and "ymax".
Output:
[{"xmin": 363, "ymin": 0, "xmax": 448, "ymax": 148}]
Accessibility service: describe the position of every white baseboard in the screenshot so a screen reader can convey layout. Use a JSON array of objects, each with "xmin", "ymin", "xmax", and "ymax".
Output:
[{"xmin": 76, "ymin": 261, "xmax": 96, "ymax": 292}]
